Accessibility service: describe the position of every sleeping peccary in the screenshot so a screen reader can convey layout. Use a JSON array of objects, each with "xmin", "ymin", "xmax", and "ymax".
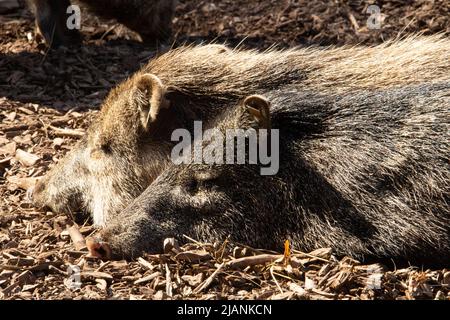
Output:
[
  {"xmin": 31, "ymin": 37, "xmax": 450, "ymax": 230},
  {"xmin": 28, "ymin": 0, "xmax": 176, "ymax": 47},
  {"xmin": 87, "ymin": 82, "xmax": 450, "ymax": 266}
]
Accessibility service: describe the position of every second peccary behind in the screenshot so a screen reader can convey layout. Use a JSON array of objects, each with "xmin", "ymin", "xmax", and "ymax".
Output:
[
  {"xmin": 89, "ymin": 82, "xmax": 450, "ymax": 265},
  {"xmin": 28, "ymin": 0, "xmax": 175, "ymax": 47}
]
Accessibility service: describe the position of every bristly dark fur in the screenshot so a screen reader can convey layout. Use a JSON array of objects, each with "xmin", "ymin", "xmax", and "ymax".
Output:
[{"xmin": 101, "ymin": 82, "xmax": 450, "ymax": 266}]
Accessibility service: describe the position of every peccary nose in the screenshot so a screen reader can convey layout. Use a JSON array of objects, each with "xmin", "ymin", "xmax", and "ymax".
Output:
[
  {"xmin": 86, "ymin": 237, "xmax": 112, "ymax": 261},
  {"xmin": 29, "ymin": 179, "xmax": 45, "ymax": 202}
]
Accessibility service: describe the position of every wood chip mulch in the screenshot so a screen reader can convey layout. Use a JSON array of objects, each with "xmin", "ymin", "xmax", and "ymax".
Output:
[{"xmin": 1, "ymin": 0, "xmax": 449, "ymax": 300}]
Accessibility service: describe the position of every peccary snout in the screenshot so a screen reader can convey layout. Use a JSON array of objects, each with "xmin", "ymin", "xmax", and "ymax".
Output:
[
  {"xmin": 32, "ymin": 140, "xmax": 91, "ymax": 220},
  {"xmin": 26, "ymin": 179, "xmax": 43, "ymax": 203}
]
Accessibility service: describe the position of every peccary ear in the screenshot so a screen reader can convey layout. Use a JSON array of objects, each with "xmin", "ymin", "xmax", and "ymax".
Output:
[
  {"xmin": 243, "ymin": 95, "xmax": 271, "ymax": 129},
  {"xmin": 133, "ymin": 73, "xmax": 169, "ymax": 130}
]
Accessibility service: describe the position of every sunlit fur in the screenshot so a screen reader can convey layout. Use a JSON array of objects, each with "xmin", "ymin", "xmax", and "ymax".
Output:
[
  {"xmin": 101, "ymin": 83, "xmax": 450, "ymax": 266},
  {"xmin": 34, "ymin": 36, "xmax": 450, "ymax": 231}
]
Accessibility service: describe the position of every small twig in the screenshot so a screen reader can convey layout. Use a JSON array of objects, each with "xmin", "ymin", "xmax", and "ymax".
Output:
[
  {"xmin": 17, "ymin": 107, "xmax": 34, "ymax": 115},
  {"xmin": 216, "ymin": 237, "xmax": 229, "ymax": 261},
  {"xmin": 275, "ymin": 19, "xmax": 295, "ymax": 29},
  {"xmin": 292, "ymin": 249, "xmax": 332, "ymax": 263},
  {"xmin": 0, "ymin": 265, "xmax": 23, "ymax": 271},
  {"xmin": 182, "ymin": 234, "xmax": 203, "ymax": 245},
  {"xmin": 311, "ymin": 288, "xmax": 338, "ymax": 298},
  {"xmin": 80, "ymin": 271, "xmax": 113, "ymax": 281},
  {"xmin": 226, "ymin": 254, "xmax": 283, "ymax": 269},
  {"xmin": 134, "ymin": 271, "xmax": 161, "ymax": 285},
  {"xmin": 1, "ymin": 115, "xmax": 69, "ymax": 133},
  {"xmin": 7, "ymin": 176, "xmax": 39, "ymax": 191},
  {"xmin": 48, "ymin": 125, "xmax": 85, "ymax": 138},
  {"xmin": 95, "ymin": 261, "xmax": 111, "ymax": 272},
  {"xmin": 165, "ymin": 264, "xmax": 173, "ymax": 297},
  {"xmin": 174, "ymin": 250, "xmax": 211, "ymax": 262},
  {"xmin": 48, "ymin": 265, "xmax": 67, "ymax": 275},
  {"xmin": 194, "ymin": 263, "xmax": 225, "ymax": 294},
  {"xmin": 270, "ymin": 266, "xmax": 283, "ymax": 294},
  {"xmin": 1, "ymin": 123, "xmax": 37, "ymax": 132},
  {"xmin": 347, "ymin": 11, "xmax": 360, "ymax": 31},
  {"xmin": 15, "ymin": 149, "xmax": 40, "ymax": 166},
  {"xmin": 67, "ymin": 226, "xmax": 87, "ymax": 251},
  {"xmin": 100, "ymin": 24, "xmax": 118, "ymax": 41},
  {"xmin": 272, "ymin": 271, "xmax": 297, "ymax": 282},
  {"xmin": 230, "ymin": 241, "xmax": 279, "ymax": 255},
  {"xmin": 37, "ymin": 119, "xmax": 49, "ymax": 139},
  {"xmin": 137, "ymin": 257, "xmax": 154, "ymax": 271}
]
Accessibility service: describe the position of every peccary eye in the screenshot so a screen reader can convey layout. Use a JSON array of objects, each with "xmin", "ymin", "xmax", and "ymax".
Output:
[
  {"xmin": 100, "ymin": 143, "xmax": 112, "ymax": 154},
  {"xmin": 186, "ymin": 172, "xmax": 222, "ymax": 194},
  {"xmin": 186, "ymin": 178, "xmax": 199, "ymax": 194}
]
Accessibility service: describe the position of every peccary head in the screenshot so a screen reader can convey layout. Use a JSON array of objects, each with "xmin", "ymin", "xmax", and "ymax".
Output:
[
  {"xmin": 32, "ymin": 74, "xmax": 178, "ymax": 226},
  {"xmin": 32, "ymin": 44, "xmax": 245, "ymax": 225},
  {"xmin": 89, "ymin": 95, "xmax": 287, "ymax": 258}
]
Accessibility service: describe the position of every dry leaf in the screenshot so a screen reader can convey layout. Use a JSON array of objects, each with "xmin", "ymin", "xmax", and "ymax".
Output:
[
  {"xmin": 0, "ymin": 141, "xmax": 16, "ymax": 155},
  {"xmin": 15, "ymin": 149, "xmax": 40, "ymax": 166},
  {"xmin": 6, "ymin": 176, "xmax": 39, "ymax": 191},
  {"xmin": 175, "ymin": 250, "xmax": 211, "ymax": 262}
]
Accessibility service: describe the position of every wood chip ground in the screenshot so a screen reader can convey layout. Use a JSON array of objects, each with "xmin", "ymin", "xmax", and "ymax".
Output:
[{"xmin": 1, "ymin": 0, "xmax": 449, "ymax": 300}]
